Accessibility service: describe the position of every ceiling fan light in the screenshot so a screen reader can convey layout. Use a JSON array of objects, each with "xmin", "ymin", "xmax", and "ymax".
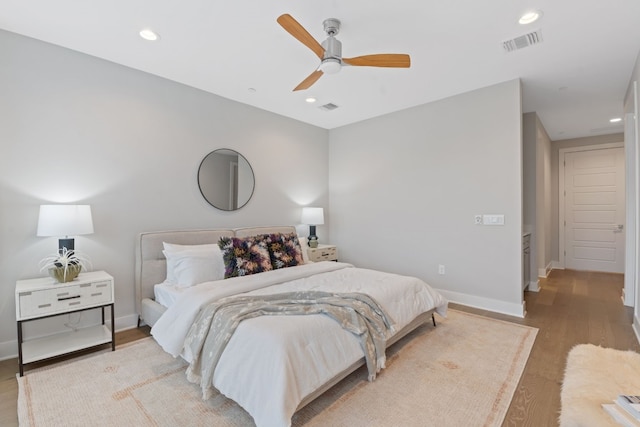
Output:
[{"xmin": 319, "ymin": 58, "xmax": 341, "ymax": 74}]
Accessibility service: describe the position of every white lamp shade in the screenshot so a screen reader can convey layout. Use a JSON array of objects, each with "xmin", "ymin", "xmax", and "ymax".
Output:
[
  {"xmin": 301, "ymin": 207, "xmax": 324, "ymax": 225},
  {"xmin": 37, "ymin": 205, "xmax": 94, "ymax": 237}
]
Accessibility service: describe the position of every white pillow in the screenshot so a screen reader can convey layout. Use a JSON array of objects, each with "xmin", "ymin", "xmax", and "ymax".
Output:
[
  {"xmin": 162, "ymin": 242, "xmax": 224, "ymax": 287},
  {"xmin": 297, "ymin": 236, "xmax": 311, "ymax": 264}
]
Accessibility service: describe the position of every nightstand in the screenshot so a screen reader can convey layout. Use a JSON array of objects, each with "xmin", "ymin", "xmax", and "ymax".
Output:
[
  {"xmin": 15, "ymin": 270, "xmax": 115, "ymax": 376},
  {"xmin": 307, "ymin": 244, "xmax": 338, "ymax": 262}
]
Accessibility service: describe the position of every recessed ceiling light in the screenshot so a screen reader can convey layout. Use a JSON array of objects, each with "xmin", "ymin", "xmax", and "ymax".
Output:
[
  {"xmin": 610, "ymin": 117, "xmax": 622, "ymax": 123},
  {"xmin": 305, "ymin": 97, "xmax": 317, "ymax": 103},
  {"xmin": 139, "ymin": 29, "xmax": 159, "ymax": 41},
  {"xmin": 519, "ymin": 10, "xmax": 543, "ymax": 25}
]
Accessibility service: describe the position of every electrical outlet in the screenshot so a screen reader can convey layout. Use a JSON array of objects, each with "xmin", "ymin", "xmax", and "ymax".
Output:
[
  {"xmin": 438, "ymin": 264, "xmax": 445, "ymax": 275},
  {"xmin": 474, "ymin": 215, "xmax": 482, "ymax": 225}
]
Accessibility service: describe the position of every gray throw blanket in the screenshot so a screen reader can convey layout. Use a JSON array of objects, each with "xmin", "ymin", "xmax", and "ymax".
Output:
[{"xmin": 184, "ymin": 290, "xmax": 395, "ymax": 400}]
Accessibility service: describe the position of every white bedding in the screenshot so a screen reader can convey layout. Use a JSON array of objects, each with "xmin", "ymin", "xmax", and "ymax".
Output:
[
  {"xmin": 151, "ymin": 261, "xmax": 447, "ymax": 427},
  {"xmin": 154, "ymin": 281, "xmax": 185, "ymax": 308}
]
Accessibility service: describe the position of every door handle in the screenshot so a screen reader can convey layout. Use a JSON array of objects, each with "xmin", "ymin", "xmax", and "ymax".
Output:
[{"xmin": 614, "ymin": 224, "xmax": 624, "ymax": 233}]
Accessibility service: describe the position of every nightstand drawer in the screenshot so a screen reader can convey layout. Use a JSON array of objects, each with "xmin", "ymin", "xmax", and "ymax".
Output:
[
  {"xmin": 308, "ymin": 245, "xmax": 338, "ymax": 262},
  {"xmin": 19, "ymin": 285, "xmax": 82, "ymax": 318},
  {"xmin": 17, "ymin": 280, "xmax": 113, "ymax": 319},
  {"xmin": 80, "ymin": 280, "xmax": 113, "ymax": 305}
]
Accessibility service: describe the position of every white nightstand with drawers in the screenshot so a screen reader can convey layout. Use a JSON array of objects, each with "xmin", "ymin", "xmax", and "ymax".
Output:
[
  {"xmin": 15, "ymin": 270, "xmax": 115, "ymax": 376},
  {"xmin": 307, "ymin": 244, "xmax": 338, "ymax": 262}
]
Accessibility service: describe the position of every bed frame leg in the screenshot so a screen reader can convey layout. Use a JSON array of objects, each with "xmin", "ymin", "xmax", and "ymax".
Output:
[{"xmin": 432, "ymin": 313, "xmax": 436, "ymax": 327}]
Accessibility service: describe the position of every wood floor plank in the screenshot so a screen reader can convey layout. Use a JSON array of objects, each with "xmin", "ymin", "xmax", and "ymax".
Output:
[{"xmin": 502, "ymin": 270, "xmax": 639, "ymax": 426}]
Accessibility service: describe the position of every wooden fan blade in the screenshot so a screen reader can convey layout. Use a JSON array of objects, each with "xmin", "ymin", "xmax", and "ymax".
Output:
[
  {"xmin": 277, "ymin": 14, "xmax": 325, "ymax": 60},
  {"xmin": 342, "ymin": 54, "xmax": 411, "ymax": 68},
  {"xmin": 293, "ymin": 70, "xmax": 324, "ymax": 91}
]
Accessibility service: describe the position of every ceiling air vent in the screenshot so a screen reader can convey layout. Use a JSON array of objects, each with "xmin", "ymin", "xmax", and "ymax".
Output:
[
  {"xmin": 502, "ymin": 30, "xmax": 543, "ymax": 53},
  {"xmin": 319, "ymin": 102, "xmax": 339, "ymax": 112}
]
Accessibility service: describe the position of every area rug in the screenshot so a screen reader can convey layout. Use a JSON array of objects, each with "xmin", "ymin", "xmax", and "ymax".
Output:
[
  {"xmin": 17, "ymin": 310, "xmax": 537, "ymax": 427},
  {"xmin": 560, "ymin": 344, "xmax": 640, "ymax": 427}
]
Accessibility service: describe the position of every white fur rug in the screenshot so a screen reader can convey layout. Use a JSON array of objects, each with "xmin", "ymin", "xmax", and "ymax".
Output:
[{"xmin": 560, "ymin": 344, "xmax": 640, "ymax": 426}]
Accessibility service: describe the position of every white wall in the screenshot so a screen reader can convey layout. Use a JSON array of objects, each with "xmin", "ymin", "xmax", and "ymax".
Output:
[
  {"xmin": 328, "ymin": 79, "xmax": 524, "ymax": 316},
  {"xmin": 624, "ymin": 48, "xmax": 640, "ymax": 338},
  {"xmin": 523, "ymin": 112, "xmax": 552, "ymax": 289},
  {"xmin": 537, "ymin": 116, "xmax": 553, "ymax": 278},
  {"xmin": 0, "ymin": 30, "xmax": 329, "ymax": 359},
  {"xmin": 522, "ymin": 114, "xmax": 537, "ymax": 239}
]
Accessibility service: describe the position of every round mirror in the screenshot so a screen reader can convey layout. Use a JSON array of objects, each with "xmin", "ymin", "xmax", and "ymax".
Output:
[{"xmin": 197, "ymin": 149, "xmax": 255, "ymax": 211}]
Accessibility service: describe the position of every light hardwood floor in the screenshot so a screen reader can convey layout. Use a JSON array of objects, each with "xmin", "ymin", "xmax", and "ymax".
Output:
[{"xmin": 1, "ymin": 269, "xmax": 638, "ymax": 426}]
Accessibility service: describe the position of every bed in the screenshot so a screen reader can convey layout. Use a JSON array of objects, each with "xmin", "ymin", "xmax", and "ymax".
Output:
[{"xmin": 135, "ymin": 226, "xmax": 448, "ymax": 427}]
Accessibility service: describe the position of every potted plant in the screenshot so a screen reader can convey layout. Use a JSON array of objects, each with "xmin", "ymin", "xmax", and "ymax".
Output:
[{"xmin": 39, "ymin": 247, "xmax": 91, "ymax": 283}]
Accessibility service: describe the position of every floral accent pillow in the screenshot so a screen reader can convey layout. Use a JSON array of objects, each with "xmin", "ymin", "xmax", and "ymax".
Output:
[
  {"xmin": 264, "ymin": 232, "xmax": 304, "ymax": 269},
  {"xmin": 218, "ymin": 236, "xmax": 273, "ymax": 278}
]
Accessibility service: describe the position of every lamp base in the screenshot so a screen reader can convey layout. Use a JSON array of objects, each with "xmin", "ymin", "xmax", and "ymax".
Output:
[
  {"xmin": 58, "ymin": 238, "xmax": 75, "ymax": 253},
  {"xmin": 308, "ymin": 225, "xmax": 319, "ymax": 248}
]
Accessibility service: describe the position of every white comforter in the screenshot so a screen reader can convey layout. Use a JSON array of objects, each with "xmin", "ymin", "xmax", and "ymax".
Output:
[{"xmin": 151, "ymin": 262, "xmax": 447, "ymax": 427}]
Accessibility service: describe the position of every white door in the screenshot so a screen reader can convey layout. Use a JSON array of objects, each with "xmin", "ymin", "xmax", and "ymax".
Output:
[{"xmin": 564, "ymin": 147, "xmax": 625, "ymax": 273}]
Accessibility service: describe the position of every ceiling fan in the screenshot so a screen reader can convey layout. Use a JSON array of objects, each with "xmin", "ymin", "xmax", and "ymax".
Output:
[{"xmin": 277, "ymin": 14, "xmax": 411, "ymax": 91}]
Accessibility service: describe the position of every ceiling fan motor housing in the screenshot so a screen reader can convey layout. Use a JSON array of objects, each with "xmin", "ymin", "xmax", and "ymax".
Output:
[
  {"xmin": 321, "ymin": 18, "xmax": 342, "ymax": 72},
  {"xmin": 322, "ymin": 37, "xmax": 342, "ymax": 60},
  {"xmin": 320, "ymin": 37, "xmax": 342, "ymax": 73}
]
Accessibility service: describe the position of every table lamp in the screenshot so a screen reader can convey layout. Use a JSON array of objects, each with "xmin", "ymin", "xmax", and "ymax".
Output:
[
  {"xmin": 37, "ymin": 205, "xmax": 94, "ymax": 253},
  {"xmin": 301, "ymin": 207, "xmax": 324, "ymax": 248}
]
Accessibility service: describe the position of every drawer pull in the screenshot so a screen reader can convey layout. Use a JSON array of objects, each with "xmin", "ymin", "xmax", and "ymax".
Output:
[
  {"xmin": 58, "ymin": 295, "xmax": 81, "ymax": 301},
  {"xmin": 68, "ymin": 301, "xmax": 81, "ymax": 306},
  {"xmin": 80, "ymin": 283, "xmax": 91, "ymax": 288},
  {"xmin": 90, "ymin": 292, "xmax": 103, "ymax": 297},
  {"xmin": 20, "ymin": 292, "xmax": 32, "ymax": 296},
  {"xmin": 37, "ymin": 303, "xmax": 52, "ymax": 309},
  {"xmin": 96, "ymin": 283, "xmax": 108, "ymax": 288},
  {"xmin": 57, "ymin": 292, "xmax": 69, "ymax": 297}
]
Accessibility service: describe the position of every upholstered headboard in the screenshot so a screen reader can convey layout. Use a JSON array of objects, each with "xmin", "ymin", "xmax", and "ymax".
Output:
[{"xmin": 134, "ymin": 226, "xmax": 298, "ymax": 318}]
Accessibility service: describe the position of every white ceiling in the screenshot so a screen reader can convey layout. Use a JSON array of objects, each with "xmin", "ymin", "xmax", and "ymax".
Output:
[{"xmin": 1, "ymin": 0, "xmax": 639, "ymax": 140}]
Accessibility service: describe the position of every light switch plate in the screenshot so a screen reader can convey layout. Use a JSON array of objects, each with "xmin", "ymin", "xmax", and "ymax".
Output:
[{"xmin": 483, "ymin": 214, "xmax": 505, "ymax": 225}]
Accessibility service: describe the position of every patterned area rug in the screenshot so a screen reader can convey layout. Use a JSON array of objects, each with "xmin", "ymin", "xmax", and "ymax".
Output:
[{"xmin": 17, "ymin": 310, "xmax": 537, "ymax": 427}]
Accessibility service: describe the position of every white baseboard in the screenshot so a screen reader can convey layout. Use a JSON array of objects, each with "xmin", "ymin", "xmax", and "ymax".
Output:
[
  {"xmin": 0, "ymin": 313, "xmax": 140, "ymax": 362},
  {"xmin": 527, "ymin": 280, "xmax": 540, "ymax": 292},
  {"xmin": 0, "ymin": 340, "xmax": 17, "ymax": 363},
  {"xmin": 537, "ymin": 263, "xmax": 552, "ymax": 279},
  {"xmin": 436, "ymin": 289, "xmax": 525, "ymax": 318},
  {"xmin": 115, "ymin": 314, "xmax": 140, "ymax": 332},
  {"xmin": 552, "ymin": 260, "xmax": 563, "ymax": 270},
  {"xmin": 634, "ymin": 316, "xmax": 640, "ymax": 346}
]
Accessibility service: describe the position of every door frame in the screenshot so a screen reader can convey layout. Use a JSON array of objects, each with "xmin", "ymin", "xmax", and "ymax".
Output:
[
  {"xmin": 626, "ymin": 108, "xmax": 638, "ymax": 308},
  {"xmin": 558, "ymin": 142, "xmax": 625, "ymax": 271}
]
